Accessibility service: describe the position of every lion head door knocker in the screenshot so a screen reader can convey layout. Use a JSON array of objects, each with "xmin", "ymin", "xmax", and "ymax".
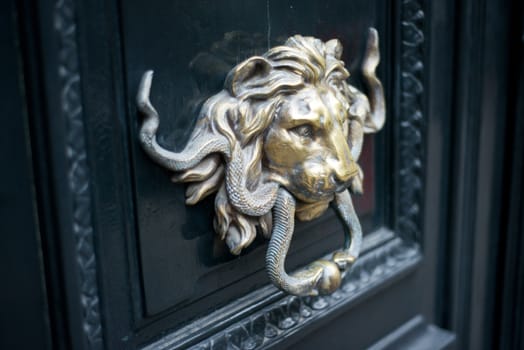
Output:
[{"xmin": 137, "ymin": 28, "xmax": 385, "ymax": 296}]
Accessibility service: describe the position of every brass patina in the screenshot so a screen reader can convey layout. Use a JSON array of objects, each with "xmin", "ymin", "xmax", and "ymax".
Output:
[{"xmin": 137, "ymin": 28, "xmax": 385, "ymax": 296}]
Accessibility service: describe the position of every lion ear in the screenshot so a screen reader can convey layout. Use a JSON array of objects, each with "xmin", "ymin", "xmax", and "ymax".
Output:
[
  {"xmin": 326, "ymin": 39, "xmax": 343, "ymax": 59},
  {"xmin": 225, "ymin": 56, "xmax": 272, "ymax": 97}
]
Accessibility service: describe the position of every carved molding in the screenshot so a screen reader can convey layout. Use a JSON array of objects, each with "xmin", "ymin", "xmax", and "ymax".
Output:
[
  {"xmin": 397, "ymin": 0, "xmax": 426, "ymax": 241},
  {"xmin": 144, "ymin": 237, "xmax": 421, "ymax": 350},
  {"xmin": 54, "ymin": 0, "xmax": 103, "ymax": 348},
  {"xmin": 192, "ymin": 240, "xmax": 420, "ymax": 350}
]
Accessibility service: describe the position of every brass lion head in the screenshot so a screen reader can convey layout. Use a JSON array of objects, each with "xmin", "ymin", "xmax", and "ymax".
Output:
[{"xmin": 137, "ymin": 28, "xmax": 385, "ymax": 296}]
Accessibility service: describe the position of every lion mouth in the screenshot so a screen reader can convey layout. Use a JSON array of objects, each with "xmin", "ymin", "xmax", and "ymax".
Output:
[{"xmin": 287, "ymin": 174, "xmax": 353, "ymax": 203}]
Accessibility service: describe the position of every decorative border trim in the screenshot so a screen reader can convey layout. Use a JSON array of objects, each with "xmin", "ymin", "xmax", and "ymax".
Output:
[
  {"xmin": 54, "ymin": 0, "xmax": 103, "ymax": 348},
  {"xmin": 397, "ymin": 0, "xmax": 426, "ymax": 241},
  {"xmin": 192, "ymin": 240, "xmax": 420, "ymax": 350},
  {"xmin": 144, "ymin": 238, "xmax": 421, "ymax": 349}
]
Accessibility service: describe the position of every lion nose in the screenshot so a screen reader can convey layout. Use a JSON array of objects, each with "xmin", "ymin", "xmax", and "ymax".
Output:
[
  {"xmin": 327, "ymin": 128, "xmax": 359, "ymax": 184},
  {"xmin": 327, "ymin": 153, "xmax": 359, "ymax": 186}
]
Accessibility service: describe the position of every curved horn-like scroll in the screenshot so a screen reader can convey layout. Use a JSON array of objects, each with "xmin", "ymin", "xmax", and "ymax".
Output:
[
  {"xmin": 137, "ymin": 71, "xmax": 231, "ymax": 171},
  {"xmin": 362, "ymin": 28, "xmax": 386, "ymax": 133},
  {"xmin": 136, "ymin": 28, "xmax": 385, "ymax": 296}
]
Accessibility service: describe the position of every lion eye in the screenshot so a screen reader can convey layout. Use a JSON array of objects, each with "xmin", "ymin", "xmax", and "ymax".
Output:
[{"xmin": 291, "ymin": 125, "xmax": 314, "ymax": 138}]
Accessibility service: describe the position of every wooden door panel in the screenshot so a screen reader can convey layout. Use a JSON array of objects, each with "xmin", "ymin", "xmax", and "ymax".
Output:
[{"xmin": 120, "ymin": 0, "xmax": 387, "ymax": 323}]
